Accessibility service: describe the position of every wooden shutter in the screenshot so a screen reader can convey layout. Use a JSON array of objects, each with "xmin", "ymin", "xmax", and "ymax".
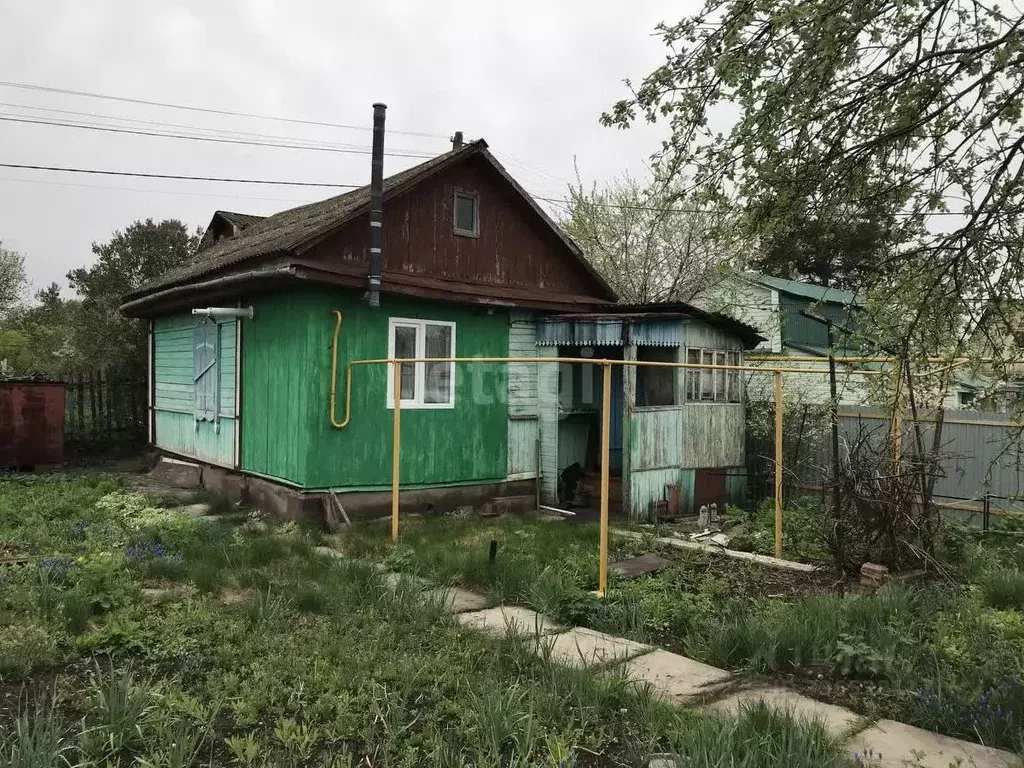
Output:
[{"xmin": 193, "ymin": 319, "xmax": 220, "ymax": 422}]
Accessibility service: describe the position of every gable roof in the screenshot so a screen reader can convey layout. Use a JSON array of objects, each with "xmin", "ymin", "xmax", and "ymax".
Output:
[
  {"xmin": 124, "ymin": 140, "xmax": 616, "ymax": 304},
  {"xmin": 197, "ymin": 210, "xmax": 266, "ymax": 252},
  {"xmin": 747, "ymin": 274, "xmax": 862, "ymax": 306}
]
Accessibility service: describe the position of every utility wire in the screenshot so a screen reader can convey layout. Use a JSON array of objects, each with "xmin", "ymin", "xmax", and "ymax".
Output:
[
  {"xmin": 0, "ymin": 80, "xmax": 449, "ymax": 139},
  {"xmin": 0, "ymin": 162, "xmax": 985, "ymax": 219},
  {"xmin": 0, "ymin": 115, "xmax": 437, "ymax": 158},
  {"xmin": 0, "ymin": 163, "xmax": 357, "ymax": 188},
  {"xmin": 0, "ymin": 102, "xmax": 437, "ymax": 153},
  {"xmin": 0, "ymin": 174, "xmax": 315, "ymax": 204}
]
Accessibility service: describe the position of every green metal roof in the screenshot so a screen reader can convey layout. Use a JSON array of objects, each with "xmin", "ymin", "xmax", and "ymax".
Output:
[{"xmin": 752, "ymin": 275, "xmax": 862, "ymax": 306}]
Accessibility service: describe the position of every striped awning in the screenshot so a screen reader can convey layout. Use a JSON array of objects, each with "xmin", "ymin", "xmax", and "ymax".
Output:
[{"xmin": 536, "ymin": 318, "xmax": 684, "ymax": 347}]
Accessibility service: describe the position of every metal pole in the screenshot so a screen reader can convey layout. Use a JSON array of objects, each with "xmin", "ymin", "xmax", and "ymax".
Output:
[
  {"xmin": 826, "ymin": 321, "xmax": 842, "ymax": 525},
  {"xmin": 774, "ymin": 369, "xmax": 783, "ymax": 559},
  {"xmin": 598, "ymin": 362, "xmax": 612, "ymax": 598},
  {"xmin": 392, "ymin": 361, "xmax": 401, "ymax": 543},
  {"xmin": 984, "ymin": 492, "xmax": 991, "ymax": 532}
]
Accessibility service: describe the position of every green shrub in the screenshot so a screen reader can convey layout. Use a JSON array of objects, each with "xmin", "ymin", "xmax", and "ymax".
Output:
[
  {"xmin": 979, "ymin": 568, "xmax": 1024, "ymax": 611},
  {"xmin": 669, "ymin": 701, "xmax": 849, "ymax": 768},
  {"xmin": 0, "ymin": 622, "xmax": 57, "ymax": 681},
  {"xmin": 0, "ymin": 708, "xmax": 69, "ymax": 768}
]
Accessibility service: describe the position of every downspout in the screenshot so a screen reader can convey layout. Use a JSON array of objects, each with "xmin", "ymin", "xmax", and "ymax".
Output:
[{"xmin": 366, "ymin": 102, "xmax": 387, "ymax": 307}]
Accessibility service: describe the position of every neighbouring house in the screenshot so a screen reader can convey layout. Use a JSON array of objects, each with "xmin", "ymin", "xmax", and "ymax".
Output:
[
  {"xmin": 121, "ymin": 116, "xmax": 760, "ymax": 522},
  {"xmin": 696, "ymin": 272, "xmax": 980, "ymax": 408}
]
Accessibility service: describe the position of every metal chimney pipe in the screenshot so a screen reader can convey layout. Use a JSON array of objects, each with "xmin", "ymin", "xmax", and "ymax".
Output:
[
  {"xmin": 367, "ymin": 102, "xmax": 387, "ymax": 307},
  {"xmin": 451, "ymin": 131, "xmax": 464, "ymax": 150}
]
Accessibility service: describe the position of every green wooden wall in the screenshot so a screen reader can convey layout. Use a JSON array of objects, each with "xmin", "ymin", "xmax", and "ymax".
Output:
[
  {"xmin": 153, "ymin": 314, "xmax": 237, "ymax": 466},
  {"xmin": 240, "ymin": 288, "xmax": 509, "ymax": 490}
]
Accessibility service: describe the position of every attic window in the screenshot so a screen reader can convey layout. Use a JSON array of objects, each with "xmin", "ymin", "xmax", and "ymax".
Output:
[{"xmin": 453, "ymin": 190, "xmax": 479, "ymax": 237}]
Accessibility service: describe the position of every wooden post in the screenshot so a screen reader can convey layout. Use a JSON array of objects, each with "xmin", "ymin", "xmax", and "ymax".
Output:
[
  {"xmin": 391, "ymin": 361, "xmax": 401, "ymax": 543},
  {"xmin": 598, "ymin": 361, "xmax": 612, "ymax": 597},
  {"xmin": 774, "ymin": 369, "xmax": 783, "ymax": 559}
]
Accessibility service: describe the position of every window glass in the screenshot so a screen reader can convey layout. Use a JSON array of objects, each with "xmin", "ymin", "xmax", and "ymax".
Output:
[
  {"xmin": 726, "ymin": 351, "xmax": 741, "ymax": 402},
  {"xmin": 454, "ymin": 193, "xmax": 477, "ymax": 234},
  {"xmin": 424, "ymin": 323, "xmax": 453, "ymax": 404},
  {"xmin": 715, "ymin": 351, "xmax": 728, "ymax": 400},
  {"xmin": 700, "ymin": 350, "xmax": 715, "ymax": 400},
  {"xmin": 393, "ymin": 325, "xmax": 417, "ymax": 400},
  {"xmin": 686, "ymin": 349, "xmax": 700, "ymax": 401},
  {"xmin": 193, "ymin": 320, "xmax": 219, "ymax": 420},
  {"xmin": 637, "ymin": 347, "xmax": 677, "ymax": 406}
]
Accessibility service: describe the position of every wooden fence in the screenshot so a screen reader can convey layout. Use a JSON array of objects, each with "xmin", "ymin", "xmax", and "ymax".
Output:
[{"xmin": 62, "ymin": 369, "xmax": 147, "ymax": 453}]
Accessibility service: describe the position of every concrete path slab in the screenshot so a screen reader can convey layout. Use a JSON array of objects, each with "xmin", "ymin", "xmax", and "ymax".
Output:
[
  {"xmin": 848, "ymin": 719, "xmax": 1019, "ymax": 768},
  {"xmin": 611, "ymin": 554, "xmax": 670, "ymax": 580},
  {"xmin": 456, "ymin": 606, "xmax": 562, "ymax": 637},
  {"xmin": 427, "ymin": 587, "xmax": 489, "ymax": 613},
  {"xmin": 541, "ymin": 627, "xmax": 651, "ymax": 667},
  {"xmin": 702, "ymin": 686, "xmax": 859, "ymax": 737},
  {"xmin": 314, "ymin": 546, "xmax": 346, "ymax": 559},
  {"xmin": 381, "ymin": 571, "xmax": 429, "ymax": 590},
  {"xmin": 619, "ymin": 649, "xmax": 733, "ymax": 705}
]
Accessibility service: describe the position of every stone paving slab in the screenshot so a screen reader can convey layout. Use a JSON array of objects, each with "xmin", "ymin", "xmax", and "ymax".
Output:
[
  {"xmin": 611, "ymin": 554, "xmax": 670, "ymax": 580},
  {"xmin": 426, "ymin": 587, "xmax": 489, "ymax": 613},
  {"xmin": 381, "ymin": 571, "xmax": 430, "ymax": 590},
  {"xmin": 702, "ymin": 686, "xmax": 860, "ymax": 737},
  {"xmin": 314, "ymin": 546, "xmax": 346, "ymax": 559},
  {"xmin": 456, "ymin": 606, "xmax": 562, "ymax": 637},
  {"xmin": 540, "ymin": 627, "xmax": 651, "ymax": 667},
  {"xmin": 619, "ymin": 649, "xmax": 733, "ymax": 705},
  {"xmin": 848, "ymin": 719, "xmax": 1019, "ymax": 768}
]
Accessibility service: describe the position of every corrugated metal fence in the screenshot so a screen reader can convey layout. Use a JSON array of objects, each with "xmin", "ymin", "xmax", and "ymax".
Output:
[{"xmin": 835, "ymin": 408, "xmax": 1024, "ymax": 518}]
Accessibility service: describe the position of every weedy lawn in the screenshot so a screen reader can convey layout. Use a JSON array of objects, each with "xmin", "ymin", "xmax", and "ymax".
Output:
[
  {"xmin": 339, "ymin": 513, "xmax": 1024, "ymax": 754},
  {"xmin": 0, "ymin": 475, "xmax": 854, "ymax": 768}
]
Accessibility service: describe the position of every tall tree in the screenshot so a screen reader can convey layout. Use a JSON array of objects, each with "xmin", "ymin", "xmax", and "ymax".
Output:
[
  {"xmin": 0, "ymin": 241, "xmax": 26, "ymax": 319},
  {"xmin": 562, "ymin": 172, "xmax": 726, "ymax": 303},
  {"xmin": 68, "ymin": 219, "xmax": 199, "ymax": 371},
  {"xmin": 602, "ymin": 0, "xmax": 1024, "ymax": 357}
]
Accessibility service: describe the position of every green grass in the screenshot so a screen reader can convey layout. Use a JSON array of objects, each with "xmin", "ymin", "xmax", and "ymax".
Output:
[
  {"xmin": 0, "ymin": 475, "xmax": 858, "ymax": 767},
  {"xmin": 337, "ymin": 514, "xmax": 1024, "ymax": 753}
]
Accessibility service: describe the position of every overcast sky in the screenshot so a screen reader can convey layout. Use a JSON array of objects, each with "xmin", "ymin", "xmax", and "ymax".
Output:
[{"xmin": 0, "ymin": 0, "xmax": 692, "ymax": 294}]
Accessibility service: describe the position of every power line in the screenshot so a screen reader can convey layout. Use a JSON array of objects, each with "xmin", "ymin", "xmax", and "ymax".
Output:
[
  {"xmin": 0, "ymin": 175, "xmax": 315, "ymax": 204},
  {"xmin": 0, "ymin": 160, "xmax": 981, "ymax": 220},
  {"xmin": 0, "ymin": 102, "xmax": 434, "ymax": 153},
  {"xmin": 0, "ymin": 115, "xmax": 437, "ymax": 159},
  {"xmin": 0, "ymin": 80, "xmax": 449, "ymax": 139},
  {"xmin": 0, "ymin": 163, "xmax": 357, "ymax": 188}
]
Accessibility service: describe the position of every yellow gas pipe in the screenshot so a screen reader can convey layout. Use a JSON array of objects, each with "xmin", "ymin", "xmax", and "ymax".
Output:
[{"xmin": 329, "ymin": 310, "xmax": 354, "ymax": 429}]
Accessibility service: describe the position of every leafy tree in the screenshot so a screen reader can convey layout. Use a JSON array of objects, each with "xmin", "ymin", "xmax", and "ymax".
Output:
[
  {"xmin": 0, "ymin": 242, "xmax": 26, "ymax": 318},
  {"xmin": 561, "ymin": 171, "xmax": 726, "ymax": 303},
  {"xmin": 67, "ymin": 219, "xmax": 199, "ymax": 372},
  {"xmin": 602, "ymin": 0, "xmax": 1024, "ymax": 356}
]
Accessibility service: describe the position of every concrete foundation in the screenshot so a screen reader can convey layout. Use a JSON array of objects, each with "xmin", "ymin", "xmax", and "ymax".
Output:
[{"xmin": 151, "ymin": 452, "xmax": 538, "ymax": 526}]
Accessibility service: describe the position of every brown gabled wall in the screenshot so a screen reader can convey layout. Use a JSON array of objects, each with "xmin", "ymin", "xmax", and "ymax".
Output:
[{"xmin": 302, "ymin": 155, "xmax": 611, "ymax": 307}]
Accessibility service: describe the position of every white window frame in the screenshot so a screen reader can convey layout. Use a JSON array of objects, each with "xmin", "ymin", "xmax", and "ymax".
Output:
[
  {"xmin": 386, "ymin": 317, "xmax": 457, "ymax": 409},
  {"xmin": 684, "ymin": 346, "xmax": 743, "ymax": 403}
]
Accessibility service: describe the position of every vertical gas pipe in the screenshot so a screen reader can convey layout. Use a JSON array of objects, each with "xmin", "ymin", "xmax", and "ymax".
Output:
[
  {"xmin": 367, "ymin": 103, "xmax": 387, "ymax": 307},
  {"xmin": 598, "ymin": 362, "xmax": 612, "ymax": 597},
  {"xmin": 392, "ymin": 362, "xmax": 401, "ymax": 542},
  {"xmin": 774, "ymin": 369, "xmax": 784, "ymax": 558}
]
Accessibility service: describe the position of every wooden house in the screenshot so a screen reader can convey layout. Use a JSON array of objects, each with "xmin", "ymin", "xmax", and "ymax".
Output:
[{"xmin": 121, "ymin": 122, "xmax": 759, "ymax": 521}]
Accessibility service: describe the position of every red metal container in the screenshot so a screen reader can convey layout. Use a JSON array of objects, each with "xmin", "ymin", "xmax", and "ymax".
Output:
[{"xmin": 0, "ymin": 380, "xmax": 66, "ymax": 468}]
